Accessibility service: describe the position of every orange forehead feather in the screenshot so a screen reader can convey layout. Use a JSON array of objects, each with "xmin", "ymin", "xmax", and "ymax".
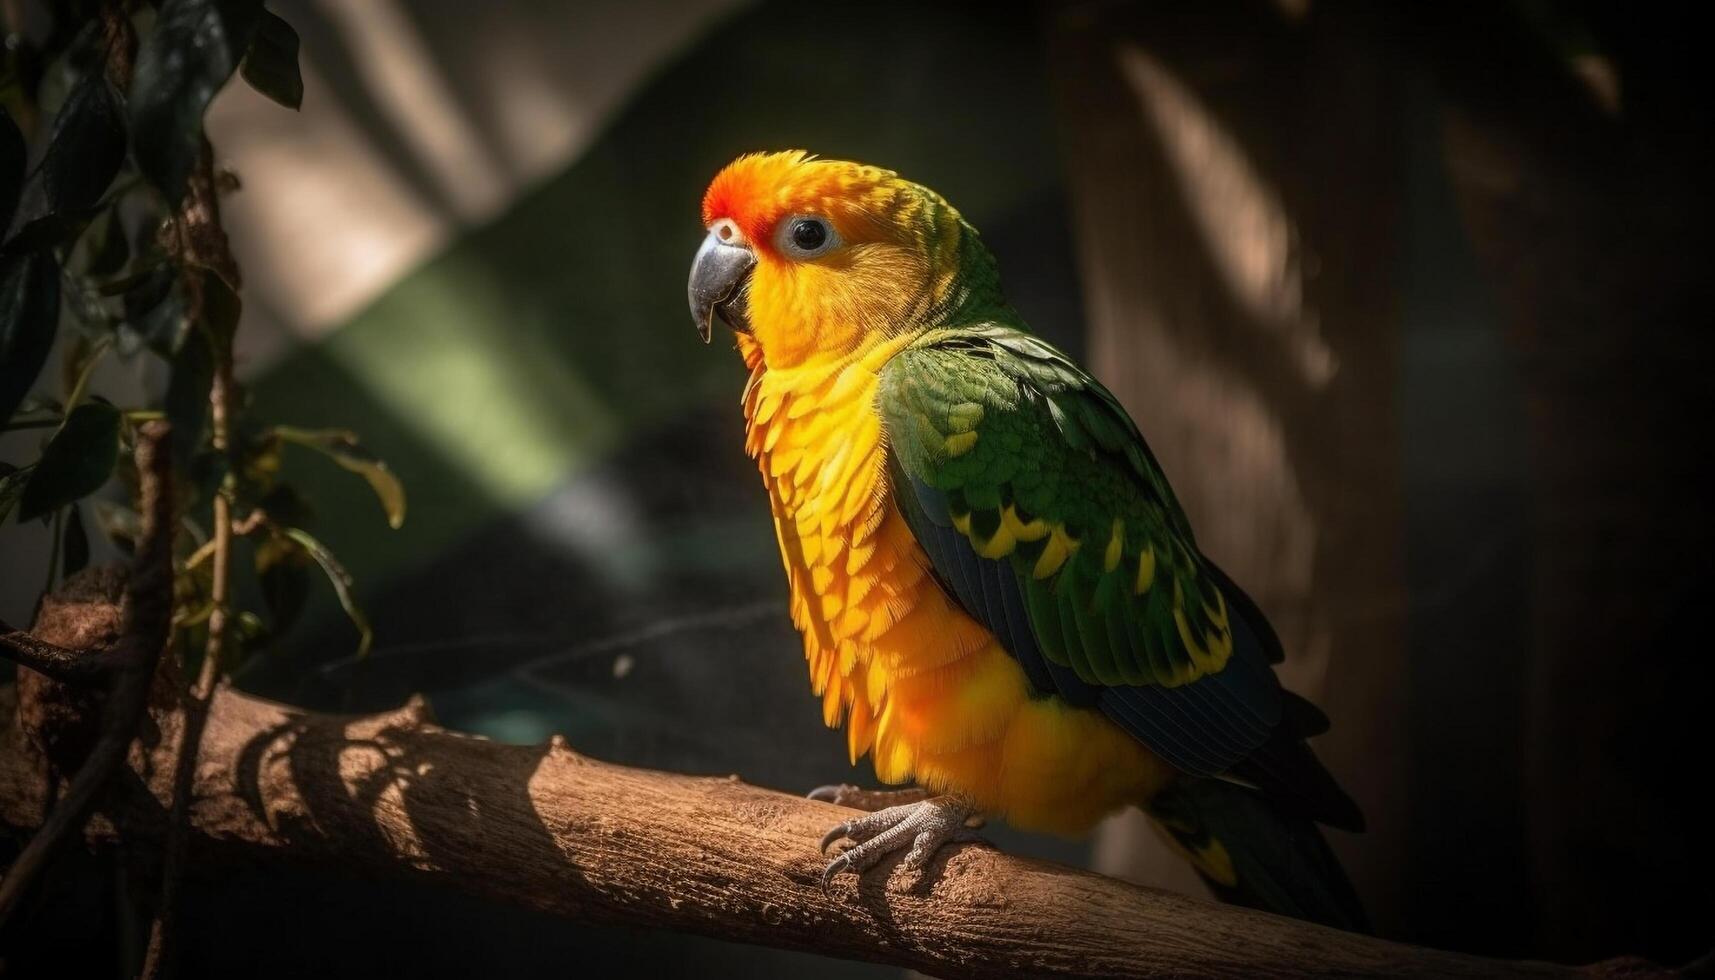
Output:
[{"xmin": 701, "ymin": 151, "xmax": 913, "ymax": 253}]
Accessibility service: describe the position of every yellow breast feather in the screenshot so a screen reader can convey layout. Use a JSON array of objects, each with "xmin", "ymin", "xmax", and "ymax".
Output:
[{"xmin": 739, "ymin": 336, "xmax": 1170, "ymax": 833}]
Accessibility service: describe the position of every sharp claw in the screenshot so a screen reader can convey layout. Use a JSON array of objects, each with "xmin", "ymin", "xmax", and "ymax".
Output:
[
  {"xmin": 806, "ymin": 784, "xmax": 847, "ymax": 803},
  {"xmin": 820, "ymin": 852, "xmax": 850, "ymax": 890},
  {"xmin": 820, "ymin": 822, "xmax": 851, "ymax": 852},
  {"xmin": 814, "ymin": 797, "xmax": 980, "ymax": 894},
  {"xmin": 900, "ymin": 843, "xmax": 931, "ymax": 873}
]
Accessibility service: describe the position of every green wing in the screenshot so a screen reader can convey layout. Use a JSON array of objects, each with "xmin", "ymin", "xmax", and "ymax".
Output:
[{"xmin": 879, "ymin": 324, "xmax": 1294, "ymax": 783}]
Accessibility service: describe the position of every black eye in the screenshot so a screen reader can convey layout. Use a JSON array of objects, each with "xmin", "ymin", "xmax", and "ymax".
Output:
[
  {"xmin": 790, "ymin": 219, "xmax": 827, "ymax": 251},
  {"xmin": 776, "ymin": 214, "xmax": 840, "ymax": 257}
]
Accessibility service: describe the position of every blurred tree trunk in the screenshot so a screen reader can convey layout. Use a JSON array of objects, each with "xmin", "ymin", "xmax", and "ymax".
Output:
[
  {"xmin": 1428, "ymin": 4, "xmax": 1715, "ymax": 964},
  {"xmin": 1047, "ymin": 0, "xmax": 1411, "ymax": 934},
  {"xmin": 1048, "ymin": 0, "xmax": 1714, "ymax": 964}
]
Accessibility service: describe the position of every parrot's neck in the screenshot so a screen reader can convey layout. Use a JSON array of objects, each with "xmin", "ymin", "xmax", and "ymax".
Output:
[{"xmin": 735, "ymin": 333, "xmax": 911, "ymax": 484}]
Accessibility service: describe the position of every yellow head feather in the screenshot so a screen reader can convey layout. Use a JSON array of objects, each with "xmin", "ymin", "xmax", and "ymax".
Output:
[{"xmin": 701, "ymin": 151, "xmax": 970, "ymax": 367}]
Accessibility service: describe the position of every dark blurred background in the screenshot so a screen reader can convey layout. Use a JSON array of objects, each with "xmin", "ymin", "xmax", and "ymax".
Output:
[{"xmin": 4, "ymin": 0, "xmax": 1711, "ymax": 975}]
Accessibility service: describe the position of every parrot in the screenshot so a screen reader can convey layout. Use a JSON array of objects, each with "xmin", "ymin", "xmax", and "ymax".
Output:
[{"xmin": 687, "ymin": 150, "xmax": 1367, "ymax": 931}]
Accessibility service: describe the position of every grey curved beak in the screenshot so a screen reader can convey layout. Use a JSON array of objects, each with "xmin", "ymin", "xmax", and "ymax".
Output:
[{"xmin": 688, "ymin": 230, "xmax": 755, "ymax": 343}]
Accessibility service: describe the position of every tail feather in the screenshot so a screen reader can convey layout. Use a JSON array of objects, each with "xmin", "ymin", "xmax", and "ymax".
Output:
[
  {"xmin": 1148, "ymin": 776, "xmax": 1370, "ymax": 933},
  {"xmin": 1232, "ymin": 736, "xmax": 1366, "ymax": 833},
  {"xmin": 1280, "ymin": 690, "xmax": 1331, "ymax": 738}
]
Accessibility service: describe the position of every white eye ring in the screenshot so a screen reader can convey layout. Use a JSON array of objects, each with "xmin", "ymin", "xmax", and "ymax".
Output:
[
  {"xmin": 775, "ymin": 214, "xmax": 840, "ymax": 259},
  {"xmin": 709, "ymin": 217, "xmax": 745, "ymax": 245}
]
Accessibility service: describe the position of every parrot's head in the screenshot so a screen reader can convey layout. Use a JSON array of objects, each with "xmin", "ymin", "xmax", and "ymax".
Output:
[{"xmin": 689, "ymin": 151, "xmax": 1000, "ymax": 367}]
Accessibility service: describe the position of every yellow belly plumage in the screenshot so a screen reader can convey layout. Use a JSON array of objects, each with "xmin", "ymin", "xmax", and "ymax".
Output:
[{"xmin": 739, "ymin": 336, "xmax": 1174, "ymax": 835}]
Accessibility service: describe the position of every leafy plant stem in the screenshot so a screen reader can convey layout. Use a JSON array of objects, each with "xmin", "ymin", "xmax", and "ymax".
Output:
[
  {"xmin": 61, "ymin": 334, "xmax": 114, "ymax": 420},
  {"xmin": 197, "ymin": 354, "xmax": 234, "ymax": 700},
  {"xmin": 182, "ymin": 537, "xmax": 216, "ymax": 571}
]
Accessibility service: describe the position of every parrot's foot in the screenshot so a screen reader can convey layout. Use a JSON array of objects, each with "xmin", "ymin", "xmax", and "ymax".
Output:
[
  {"xmin": 817, "ymin": 795, "xmax": 982, "ymax": 889},
  {"xmin": 806, "ymin": 783, "xmax": 931, "ymax": 811}
]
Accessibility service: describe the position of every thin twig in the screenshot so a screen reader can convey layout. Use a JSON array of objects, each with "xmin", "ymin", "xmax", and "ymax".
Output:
[
  {"xmin": 0, "ymin": 422, "xmax": 175, "ymax": 927},
  {"xmin": 141, "ymin": 142, "xmax": 241, "ymax": 980},
  {"xmin": 193, "ymin": 132, "xmax": 240, "ymax": 702},
  {"xmin": 199, "ymin": 481, "xmax": 232, "ymax": 694},
  {"xmin": 139, "ymin": 672, "xmax": 212, "ymax": 980},
  {"xmin": 60, "ymin": 335, "xmax": 114, "ymax": 418},
  {"xmin": 98, "ymin": 0, "xmax": 136, "ymax": 94}
]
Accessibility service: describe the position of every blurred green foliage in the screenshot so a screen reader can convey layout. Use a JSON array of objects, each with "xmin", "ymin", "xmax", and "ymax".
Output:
[{"xmin": 1, "ymin": 0, "xmax": 394, "ymax": 674}]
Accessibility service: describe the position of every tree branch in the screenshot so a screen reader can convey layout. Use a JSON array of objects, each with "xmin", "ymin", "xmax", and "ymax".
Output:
[
  {"xmin": 0, "ymin": 621, "xmax": 135, "ymax": 687},
  {"xmin": 143, "ymin": 138, "xmax": 242, "ymax": 980},
  {"xmin": 0, "ymin": 661, "xmax": 1679, "ymax": 978},
  {"xmin": 0, "ymin": 421, "xmax": 174, "ymax": 927}
]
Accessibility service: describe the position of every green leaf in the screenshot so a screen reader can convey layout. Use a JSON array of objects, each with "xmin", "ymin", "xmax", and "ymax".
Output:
[
  {"xmin": 73, "ymin": 207, "xmax": 132, "ymax": 278},
  {"xmin": 59, "ymin": 332, "xmax": 111, "ymax": 406},
  {"xmin": 0, "ymin": 250, "xmax": 62, "ymax": 425},
  {"xmin": 233, "ymin": 610, "xmax": 269, "ymax": 652},
  {"xmin": 166, "ymin": 328, "xmax": 214, "ymax": 467},
  {"xmin": 254, "ymin": 480, "xmax": 310, "ymax": 527},
  {"xmin": 124, "ymin": 269, "xmax": 239, "ymax": 358},
  {"xmin": 63, "ymin": 502, "xmax": 89, "ymax": 578},
  {"xmin": 281, "ymin": 526, "xmax": 372, "ymax": 659},
  {"xmin": 121, "ymin": 265, "xmax": 190, "ymax": 355},
  {"xmin": 4, "ymin": 73, "xmax": 127, "ymax": 249},
  {"xmin": 0, "ymin": 108, "xmax": 25, "ymax": 238},
  {"xmin": 239, "ymin": 9, "xmax": 303, "ymax": 110},
  {"xmin": 130, "ymin": 0, "xmax": 265, "ymax": 206},
  {"xmin": 18, "ymin": 402, "xmax": 121, "ymax": 522},
  {"xmin": 255, "ymin": 529, "xmax": 310, "ymax": 635},
  {"xmin": 0, "ymin": 462, "xmax": 30, "ymax": 524},
  {"xmin": 275, "ymin": 427, "xmax": 407, "ymax": 529}
]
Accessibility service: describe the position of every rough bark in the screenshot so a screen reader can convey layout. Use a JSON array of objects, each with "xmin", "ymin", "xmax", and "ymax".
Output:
[
  {"xmin": 0, "ymin": 599, "xmax": 1680, "ymax": 979},
  {"xmin": 0, "ymin": 422, "xmax": 176, "ymax": 927}
]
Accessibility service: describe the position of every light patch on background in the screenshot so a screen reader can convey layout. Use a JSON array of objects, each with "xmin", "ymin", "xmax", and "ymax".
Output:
[
  {"xmin": 1118, "ymin": 45, "xmax": 1336, "ymax": 388},
  {"xmin": 462, "ymin": 707, "xmax": 558, "ymax": 747},
  {"xmin": 1570, "ymin": 53, "xmax": 1621, "ymax": 115},
  {"xmin": 311, "ymin": 0, "xmax": 512, "ymax": 220},
  {"xmin": 210, "ymin": 61, "xmax": 449, "ymax": 363},
  {"xmin": 523, "ymin": 471, "xmax": 658, "ymax": 593},
  {"xmin": 208, "ymin": 0, "xmax": 749, "ymax": 371},
  {"xmin": 461, "ymin": 0, "xmax": 752, "ymax": 191},
  {"xmin": 322, "ymin": 267, "xmax": 622, "ymax": 508}
]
